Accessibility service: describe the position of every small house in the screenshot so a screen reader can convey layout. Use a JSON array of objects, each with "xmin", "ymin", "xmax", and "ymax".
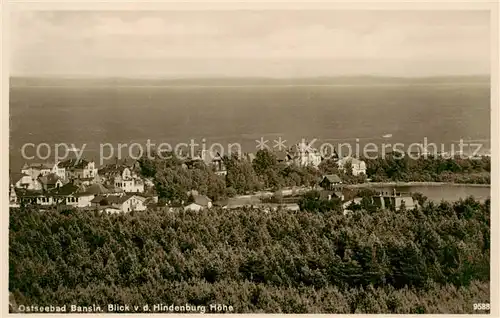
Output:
[
  {"xmin": 372, "ymin": 189, "xmax": 418, "ymax": 211},
  {"xmin": 319, "ymin": 174, "xmax": 343, "ymax": 191},
  {"xmin": 184, "ymin": 194, "xmax": 212, "ymax": 211}
]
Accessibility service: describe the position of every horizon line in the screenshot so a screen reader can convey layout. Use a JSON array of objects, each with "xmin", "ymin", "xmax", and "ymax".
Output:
[{"xmin": 9, "ymin": 74, "xmax": 491, "ymax": 80}]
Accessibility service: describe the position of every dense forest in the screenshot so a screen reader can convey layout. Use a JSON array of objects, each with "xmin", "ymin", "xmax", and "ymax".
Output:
[
  {"xmin": 137, "ymin": 150, "xmax": 491, "ymax": 204},
  {"xmin": 9, "ymin": 195, "xmax": 490, "ymax": 313}
]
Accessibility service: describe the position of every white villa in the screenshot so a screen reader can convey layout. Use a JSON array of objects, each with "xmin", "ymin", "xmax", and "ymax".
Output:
[
  {"xmin": 60, "ymin": 159, "xmax": 99, "ymax": 180},
  {"xmin": 91, "ymin": 194, "xmax": 147, "ymax": 213},
  {"xmin": 21, "ymin": 162, "xmax": 66, "ymax": 181},
  {"xmin": 337, "ymin": 157, "xmax": 367, "ymax": 176},
  {"xmin": 289, "ymin": 141, "xmax": 322, "ymax": 168},
  {"xmin": 99, "ymin": 163, "xmax": 145, "ymax": 193}
]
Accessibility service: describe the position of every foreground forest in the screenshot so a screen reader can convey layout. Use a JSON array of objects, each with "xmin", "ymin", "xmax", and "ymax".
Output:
[{"xmin": 9, "ymin": 195, "xmax": 490, "ymax": 313}]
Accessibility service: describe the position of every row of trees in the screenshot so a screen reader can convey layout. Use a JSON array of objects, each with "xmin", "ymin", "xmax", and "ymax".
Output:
[
  {"xmin": 364, "ymin": 155, "xmax": 490, "ymax": 184},
  {"xmin": 10, "ymin": 196, "xmax": 490, "ymax": 313}
]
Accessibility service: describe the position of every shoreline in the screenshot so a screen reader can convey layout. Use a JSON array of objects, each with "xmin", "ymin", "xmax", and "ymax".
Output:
[{"xmin": 345, "ymin": 182, "xmax": 491, "ymax": 189}]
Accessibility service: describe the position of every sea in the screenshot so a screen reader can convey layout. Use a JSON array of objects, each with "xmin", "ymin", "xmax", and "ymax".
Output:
[
  {"xmin": 376, "ymin": 185, "xmax": 490, "ymax": 203},
  {"xmin": 9, "ymin": 81, "xmax": 490, "ymax": 170}
]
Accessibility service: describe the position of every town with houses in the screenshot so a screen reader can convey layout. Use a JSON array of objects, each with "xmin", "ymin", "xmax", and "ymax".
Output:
[{"xmin": 9, "ymin": 141, "xmax": 416, "ymax": 214}]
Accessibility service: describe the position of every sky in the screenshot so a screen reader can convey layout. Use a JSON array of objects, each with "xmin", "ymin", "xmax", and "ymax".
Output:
[{"xmin": 10, "ymin": 10, "xmax": 490, "ymax": 78}]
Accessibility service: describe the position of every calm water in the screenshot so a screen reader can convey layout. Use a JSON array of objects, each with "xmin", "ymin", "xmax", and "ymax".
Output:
[
  {"xmin": 9, "ymin": 83, "xmax": 490, "ymax": 169},
  {"xmin": 376, "ymin": 185, "xmax": 490, "ymax": 203}
]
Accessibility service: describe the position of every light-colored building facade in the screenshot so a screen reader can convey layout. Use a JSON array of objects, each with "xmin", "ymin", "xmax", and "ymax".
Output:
[
  {"xmin": 61, "ymin": 159, "xmax": 98, "ymax": 180},
  {"xmin": 92, "ymin": 194, "xmax": 147, "ymax": 213},
  {"xmin": 337, "ymin": 157, "xmax": 367, "ymax": 176},
  {"xmin": 13, "ymin": 183, "xmax": 97, "ymax": 208},
  {"xmin": 184, "ymin": 193, "xmax": 212, "ymax": 211},
  {"xmin": 100, "ymin": 164, "xmax": 145, "ymax": 193},
  {"xmin": 21, "ymin": 162, "xmax": 66, "ymax": 181},
  {"xmin": 372, "ymin": 191, "xmax": 418, "ymax": 211},
  {"xmin": 114, "ymin": 174, "xmax": 145, "ymax": 193},
  {"xmin": 289, "ymin": 141, "xmax": 322, "ymax": 168},
  {"xmin": 10, "ymin": 172, "xmax": 43, "ymax": 191}
]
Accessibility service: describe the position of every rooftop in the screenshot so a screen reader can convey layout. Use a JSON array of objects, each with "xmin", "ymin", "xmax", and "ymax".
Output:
[
  {"xmin": 59, "ymin": 158, "xmax": 92, "ymax": 169},
  {"xmin": 337, "ymin": 156, "xmax": 365, "ymax": 165},
  {"xmin": 38, "ymin": 173, "xmax": 61, "ymax": 186},
  {"xmin": 22, "ymin": 162, "xmax": 55, "ymax": 170},
  {"xmin": 321, "ymin": 174, "xmax": 342, "ymax": 184},
  {"xmin": 10, "ymin": 172, "xmax": 29, "ymax": 184},
  {"xmin": 189, "ymin": 194, "xmax": 212, "ymax": 207}
]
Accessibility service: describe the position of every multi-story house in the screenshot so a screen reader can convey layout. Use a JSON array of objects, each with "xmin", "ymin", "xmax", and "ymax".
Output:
[
  {"xmin": 372, "ymin": 190, "xmax": 418, "ymax": 211},
  {"xmin": 289, "ymin": 141, "xmax": 322, "ymax": 168},
  {"xmin": 60, "ymin": 159, "xmax": 98, "ymax": 180},
  {"xmin": 113, "ymin": 174, "xmax": 145, "ymax": 193},
  {"xmin": 99, "ymin": 162, "xmax": 145, "ymax": 193},
  {"xmin": 336, "ymin": 156, "xmax": 367, "ymax": 176},
  {"xmin": 186, "ymin": 150, "xmax": 227, "ymax": 176},
  {"xmin": 10, "ymin": 172, "xmax": 42, "ymax": 190},
  {"xmin": 38, "ymin": 173, "xmax": 64, "ymax": 191},
  {"xmin": 21, "ymin": 162, "xmax": 66, "ymax": 181}
]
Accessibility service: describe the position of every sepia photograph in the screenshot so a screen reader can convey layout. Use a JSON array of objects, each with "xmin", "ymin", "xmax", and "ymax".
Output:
[{"xmin": 5, "ymin": 1, "xmax": 496, "ymax": 314}]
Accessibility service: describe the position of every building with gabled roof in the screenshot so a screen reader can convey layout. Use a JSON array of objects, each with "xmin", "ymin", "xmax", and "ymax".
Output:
[
  {"xmin": 60, "ymin": 158, "xmax": 98, "ymax": 181},
  {"xmin": 13, "ymin": 182, "xmax": 95, "ymax": 208},
  {"xmin": 91, "ymin": 193, "xmax": 147, "ymax": 213},
  {"xmin": 21, "ymin": 162, "xmax": 66, "ymax": 181},
  {"xmin": 319, "ymin": 174, "xmax": 343, "ymax": 192},
  {"xmin": 10, "ymin": 171, "xmax": 42, "ymax": 191},
  {"xmin": 184, "ymin": 192, "xmax": 212, "ymax": 211},
  {"xmin": 372, "ymin": 189, "xmax": 418, "ymax": 211},
  {"xmin": 81, "ymin": 183, "xmax": 110, "ymax": 195},
  {"xmin": 38, "ymin": 173, "xmax": 64, "ymax": 191},
  {"xmin": 99, "ymin": 161, "xmax": 145, "ymax": 193}
]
